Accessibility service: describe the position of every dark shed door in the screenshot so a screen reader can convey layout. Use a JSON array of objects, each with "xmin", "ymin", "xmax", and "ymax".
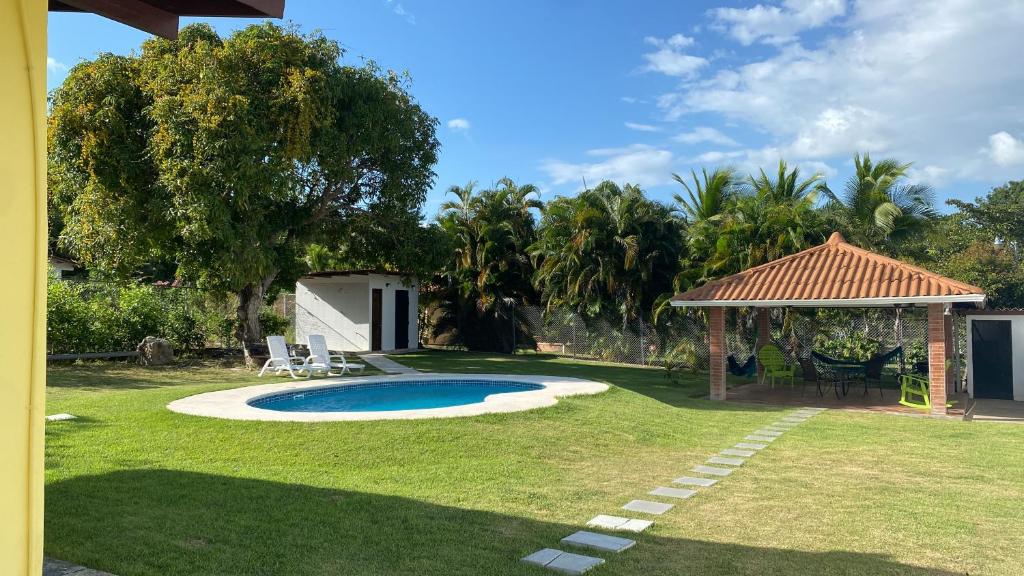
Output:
[
  {"xmin": 371, "ymin": 289, "xmax": 383, "ymax": 352},
  {"xmin": 972, "ymin": 320, "xmax": 1014, "ymax": 400},
  {"xmin": 394, "ymin": 290, "xmax": 409, "ymax": 350}
]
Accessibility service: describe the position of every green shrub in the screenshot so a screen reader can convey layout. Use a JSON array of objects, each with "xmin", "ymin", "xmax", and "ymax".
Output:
[
  {"xmin": 47, "ymin": 279, "xmax": 215, "ymax": 355},
  {"xmin": 813, "ymin": 331, "xmax": 883, "ymax": 362}
]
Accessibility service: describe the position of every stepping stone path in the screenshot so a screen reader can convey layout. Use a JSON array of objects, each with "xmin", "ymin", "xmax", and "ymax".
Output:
[
  {"xmin": 691, "ymin": 465, "xmax": 734, "ymax": 476},
  {"xmin": 735, "ymin": 442, "xmax": 768, "ymax": 450},
  {"xmin": 522, "ymin": 549, "xmax": 604, "ymax": 575},
  {"xmin": 673, "ymin": 475, "xmax": 718, "ymax": 487},
  {"xmin": 707, "ymin": 456, "xmax": 746, "ymax": 466},
  {"xmin": 561, "ymin": 530, "xmax": 636, "ymax": 553},
  {"xmin": 623, "ymin": 499, "xmax": 674, "ymax": 515},
  {"xmin": 649, "ymin": 486, "xmax": 697, "ymax": 499},
  {"xmin": 586, "ymin": 514, "xmax": 653, "ymax": 533},
  {"xmin": 522, "ymin": 407, "xmax": 826, "ymax": 574}
]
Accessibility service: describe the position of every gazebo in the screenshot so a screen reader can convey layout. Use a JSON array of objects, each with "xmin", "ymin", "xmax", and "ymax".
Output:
[{"xmin": 670, "ymin": 232, "xmax": 986, "ymax": 415}]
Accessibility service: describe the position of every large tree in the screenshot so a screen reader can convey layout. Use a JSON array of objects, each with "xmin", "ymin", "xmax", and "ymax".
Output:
[{"xmin": 49, "ymin": 23, "xmax": 439, "ymax": 361}]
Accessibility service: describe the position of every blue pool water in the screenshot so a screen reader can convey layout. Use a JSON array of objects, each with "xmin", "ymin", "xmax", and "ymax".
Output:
[{"xmin": 249, "ymin": 379, "xmax": 545, "ymax": 413}]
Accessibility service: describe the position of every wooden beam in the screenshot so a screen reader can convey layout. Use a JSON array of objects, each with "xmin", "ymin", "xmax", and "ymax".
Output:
[
  {"xmin": 54, "ymin": 0, "xmax": 179, "ymax": 39},
  {"xmin": 235, "ymin": 0, "xmax": 286, "ymax": 18}
]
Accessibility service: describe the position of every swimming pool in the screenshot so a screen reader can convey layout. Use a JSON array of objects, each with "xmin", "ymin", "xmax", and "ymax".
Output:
[
  {"xmin": 168, "ymin": 374, "xmax": 608, "ymax": 422},
  {"xmin": 249, "ymin": 379, "xmax": 545, "ymax": 412}
]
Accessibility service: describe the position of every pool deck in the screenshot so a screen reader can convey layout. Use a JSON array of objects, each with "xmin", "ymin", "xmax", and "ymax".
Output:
[{"xmin": 166, "ymin": 373, "xmax": 608, "ymax": 422}]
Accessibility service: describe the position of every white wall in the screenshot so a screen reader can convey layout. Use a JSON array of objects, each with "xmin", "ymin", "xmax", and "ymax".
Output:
[
  {"xmin": 295, "ymin": 274, "xmax": 418, "ymax": 352},
  {"xmin": 367, "ymin": 274, "xmax": 419, "ymax": 351},
  {"xmin": 295, "ymin": 278, "xmax": 370, "ymax": 351},
  {"xmin": 966, "ymin": 315, "xmax": 1024, "ymax": 401}
]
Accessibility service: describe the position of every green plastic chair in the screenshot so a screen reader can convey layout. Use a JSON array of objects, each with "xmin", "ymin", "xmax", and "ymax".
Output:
[
  {"xmin": 758, "ymin": 344, "xmax": 795, "ymax": 388},
  {"xmin": 898, "ymin": 374, "xmax": 954, "ymax": 411}
]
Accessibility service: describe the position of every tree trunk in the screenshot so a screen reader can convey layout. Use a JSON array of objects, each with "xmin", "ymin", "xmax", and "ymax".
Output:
[{"xmin": 235, "ymin": 274, "xmax": 277, "ymax": 368}]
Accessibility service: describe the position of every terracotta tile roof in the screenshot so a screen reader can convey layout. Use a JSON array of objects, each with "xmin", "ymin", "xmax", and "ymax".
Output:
[{"xmin": 671, "ymin": 232, "xmax": 985, "ymax": 307}]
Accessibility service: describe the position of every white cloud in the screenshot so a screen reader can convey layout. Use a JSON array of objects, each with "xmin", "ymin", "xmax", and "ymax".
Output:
[
  {"xmin": 641, "ymin": 34, "xmax": 708, "ymax": 78},
  {"xmin": 447, "ymin": 118, "xmax": 471, "ymax": 132},
  {"xmin": 541, "ymin": 144, "xmax": 676, "ymax": 187},
  {"xmin": 984, "ymin": 132, "xmax": 1024, "ymax": 167},
  {"xmin": 625, "ymin": 122, "xmax": 661, "ymax": 132},
  {"xmin": 384, "ymin": 0, "xmax": 415, "ymax": 24},
  {"xmin": 687, "ymin": 150, "xmax": 745, "ymax": 164},
  {"xmin": 47, "ymin": 56, "xmax": 68, "ymax": 72},
  {"xmin": 673, "ymin": 126, "xmax": 739, "ymax": 146},
  {"xmin": 711, "ymin": 0, "xmax": 847, "ymax": 45},
  {"xmin": 654, "ymin": 1, "xmax": 1024, "ymax": 185}
]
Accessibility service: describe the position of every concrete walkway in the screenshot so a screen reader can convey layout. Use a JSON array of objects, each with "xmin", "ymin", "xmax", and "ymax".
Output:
[{"xmin": 357, "ymin": 353, "xmax": 420, "ymax": 374}]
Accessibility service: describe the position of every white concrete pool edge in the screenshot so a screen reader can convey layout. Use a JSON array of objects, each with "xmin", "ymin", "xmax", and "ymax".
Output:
[{"xmin": 166, "ymin": 373, "xmax": 609, "ymax": 422}]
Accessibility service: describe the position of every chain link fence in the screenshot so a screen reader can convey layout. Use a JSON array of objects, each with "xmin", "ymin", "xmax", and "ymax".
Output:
[{"xmin": 516, "ymin": 304, "xmax": 967, "ymax": 381}]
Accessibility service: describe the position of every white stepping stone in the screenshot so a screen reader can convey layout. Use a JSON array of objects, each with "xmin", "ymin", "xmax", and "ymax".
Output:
[
  {"xmin": 623, "ymin": 499, "xmax": 674, "ymax": 515},
  {"xmin": 46, "ymin": 413, "xmax": 77, "ymax": 422},
  {"xmin": 649, "ymin": 486, "xmax": 696, "ymax": 499},
  {"xmin": 753, "ymin": 429, "xmax": 784, "ymax": 437},
  {"xmin": 561, "ymin": 530, "xmax": 636, "ymax": 553},
  {"xmin": 735, "ymin": 442, "xmax": 768, "ymax": 450},
  {"xmin": 745, "ymin": 435, "xmax": 777, "ymax": 442},
  {"xmin": 721, "ymin": 448, "xmax": 755, "ymax": 457},
  {"xmin": 522, "ymin": 548, "xmax": 604, "ymax": 575},
  {"xmin": 586, "ymin": 514, "xmax": 653, "ymax": 533},
  {"xmin": 673, "ymin": 476, "xmax": 718, "ymax": 487},
  {"xmin": 772, "ymin": 421, "xmax": 799, "ymax": 427},
  {"xmin": 781, "ymin": 417, "xmax": 808, "ymax": 423},
  {"xmin": 708, "ymin": 456, "xmax": 745, "ymax": 466},
  {"xmin": 691, "ymin": 465, "xmax": 734, "ymax": 477}
]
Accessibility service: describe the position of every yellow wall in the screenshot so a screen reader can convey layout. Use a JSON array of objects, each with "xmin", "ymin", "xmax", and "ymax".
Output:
[{"xmin": 0, "ymin": 0, "xmax": 47, "ymax": 574}]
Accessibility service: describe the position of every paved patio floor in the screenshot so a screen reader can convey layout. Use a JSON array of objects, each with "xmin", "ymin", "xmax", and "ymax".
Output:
[{"xmin": 727, "ymin": 381, "xmax": 968, "ymax": 417}]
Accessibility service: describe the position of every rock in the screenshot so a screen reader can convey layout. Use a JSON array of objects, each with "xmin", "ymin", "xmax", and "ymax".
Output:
[{"xmin": 137, "ymin": 336, "xmax": 174, "ymax": 365}]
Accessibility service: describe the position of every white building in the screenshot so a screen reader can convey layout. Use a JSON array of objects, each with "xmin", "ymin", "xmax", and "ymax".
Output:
[{"xmin": 295, "ymin": 271, "xmax": 418, "ymax": 352}]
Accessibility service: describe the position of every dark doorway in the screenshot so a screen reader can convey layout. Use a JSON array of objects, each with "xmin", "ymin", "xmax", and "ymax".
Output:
[
  {"xmin": 371, "ymin": 289, "xmax": 383, "ymax": 352},
  {"xmin": 972, "ymin": 320, "xmax": 1013, "ymax": 400},
  {"xmin": 394, "ymin": 290, "xmax": 409, "ymax": 350}
]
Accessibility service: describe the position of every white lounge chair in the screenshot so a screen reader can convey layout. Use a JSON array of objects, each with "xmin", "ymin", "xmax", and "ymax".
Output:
[
  {"xmin": 258, "ymin": 335, "xmax": 310, "ymax": 379},
  {"xmin": 306, "ymin": 334, "xmax": 365, "ymax": 376}
]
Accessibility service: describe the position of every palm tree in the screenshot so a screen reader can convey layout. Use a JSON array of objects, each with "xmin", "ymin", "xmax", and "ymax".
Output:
[
  {"xmin": 824, "ymin": 153, "xmax": 936, "ymax": 252},
  {"xmin": 672, "ymin": 167, "xmax": 736, "ymax": 223},
  {"xmin": 747, "ymin": 159, "xmax": 828, "ymax": 206},
  {"xmin": 430, "ymin": 179, "xmax": 541, "ymax": 352},
  {"xmin": 531, "ymin": 181, "xmax": 682, "ymax": 324}
]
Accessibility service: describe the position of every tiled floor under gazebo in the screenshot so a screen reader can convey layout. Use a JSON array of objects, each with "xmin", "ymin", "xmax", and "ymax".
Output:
[{"xmin": 727, "ymin": 381, "xmax": 969, "ymax": 417}]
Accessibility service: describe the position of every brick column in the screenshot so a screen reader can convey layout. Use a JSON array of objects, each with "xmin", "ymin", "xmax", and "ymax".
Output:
[
  {"xmin": 944, "ymin": 313, "xmax": 956, "ymax": 392},
  {"xmin": 755, "ymin": 308, "xmax": 769, "ymax": 378},
  {"xmin": 927, "ymin": 304, "xmax": 948, "ymax": 415},
  {"xmin": 709, "ymin": 307, "xmax": 726, "ymax": 401}
]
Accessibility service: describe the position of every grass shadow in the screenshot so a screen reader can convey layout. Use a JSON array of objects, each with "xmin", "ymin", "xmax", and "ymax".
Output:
[{"xmin": 45, "ymin": 469, "xmax": 965, "ymax": 576}]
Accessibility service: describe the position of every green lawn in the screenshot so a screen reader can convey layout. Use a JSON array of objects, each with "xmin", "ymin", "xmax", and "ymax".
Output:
[{"xmin": 45, "ymin": 351, "xmax": 1024, "ymax": 575}]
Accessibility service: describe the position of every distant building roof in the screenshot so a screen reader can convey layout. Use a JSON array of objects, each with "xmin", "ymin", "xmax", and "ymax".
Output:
[
  {"xmin": 48, "ymin": 256, "xmax": 78, "ymax": 268},
  {"xmin": 671, "ymin": 232, "xmax": 986, "ymax": 308},
  {"xmin": 300, "ymin": 270, "xmax": 415, "ymax": 280}
]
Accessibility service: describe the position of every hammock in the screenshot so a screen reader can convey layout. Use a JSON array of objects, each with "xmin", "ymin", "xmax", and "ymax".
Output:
[{"xmin": 727, "ymin": 354, "xmax": 757, "ymax": 377}]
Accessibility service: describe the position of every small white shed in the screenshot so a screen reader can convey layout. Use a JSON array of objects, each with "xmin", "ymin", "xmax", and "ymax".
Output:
[{"xmin": 295, "ymin": 271, "xmax": 419, "ymax": 352}]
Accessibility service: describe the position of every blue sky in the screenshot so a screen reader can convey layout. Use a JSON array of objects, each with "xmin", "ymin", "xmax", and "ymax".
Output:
[{"xmin": 48, "ymin": 1, "xmax": 1024, "ymax": 219}]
